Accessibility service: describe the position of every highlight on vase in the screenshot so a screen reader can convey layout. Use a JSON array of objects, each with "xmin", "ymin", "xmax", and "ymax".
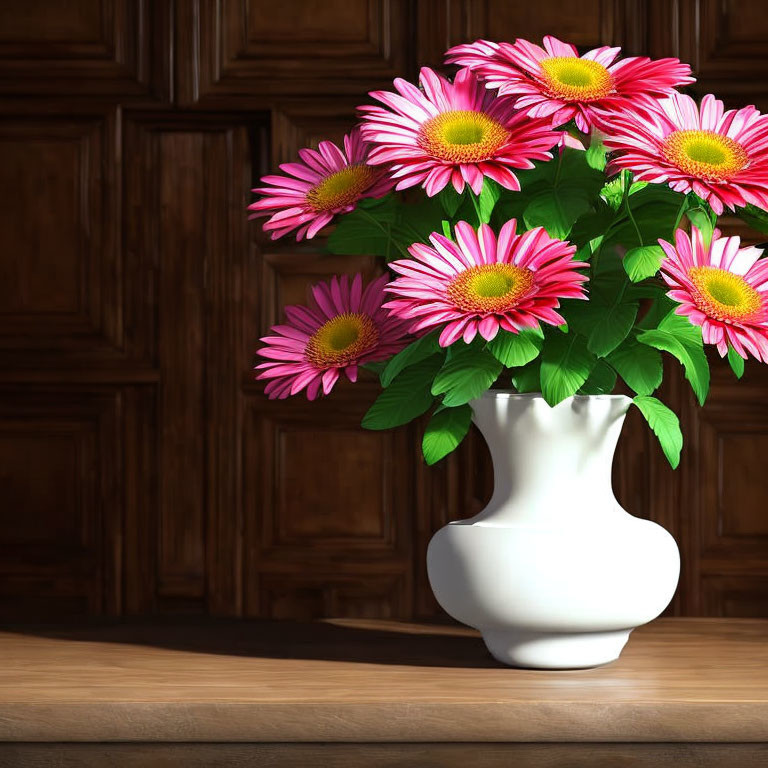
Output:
[{"xmin": 249, "ymin": 33, "xmax": 768, "ymax": 469}]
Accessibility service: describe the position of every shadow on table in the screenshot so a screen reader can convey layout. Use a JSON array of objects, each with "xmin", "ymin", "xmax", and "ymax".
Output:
[{"xmin": 2, "ymin": 617, "xmax": 502, "ymax": 668}]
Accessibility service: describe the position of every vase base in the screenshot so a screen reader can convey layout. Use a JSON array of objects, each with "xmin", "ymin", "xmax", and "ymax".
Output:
[{"xmin": 481, "ymin": 628, "xmax": 632, "ymax": 669}]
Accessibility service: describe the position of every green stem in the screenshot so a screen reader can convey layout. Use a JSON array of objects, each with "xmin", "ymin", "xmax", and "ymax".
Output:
[
  {"xmin": 671, "ymin": 197, "xmax": 689, "ymax": 235},
  {"xmin": 468, "ymin": 190, "xmax": 483, "ymax": 224},
  {"xmin": 622, "ymin": 172, "xmax": 643, "ymax": 246}
]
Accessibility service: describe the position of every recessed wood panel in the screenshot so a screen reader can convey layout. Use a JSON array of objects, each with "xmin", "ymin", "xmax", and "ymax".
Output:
[
  {"xmin": 484, "ymin": 0, "xmax": 610, "ymax": 46},
  {"xmin": 0, "ymin": 110, "xmax": 123, "ymax": 366},
  {"xmin": 0, "ymin": 388, "xmax": 122, "ymax": 617},
  {"xmin": 0, "ymin": 0, "xmax": 156, "ymax": 96},
  {"xmin": 244, "ymin": 391, "xmax": 409, "ymax": 557},
  {"xmin": 270, "ymin": 101, "xmax": 359, "ymax": 166},
  {"xmin": 676, "ymin": 0, "xmax": 768, "ymax": 105},
  {"xmin": 257, "ymin": 572, "xmax": 408, "ymax": 619},
  {"xmin": 701, "ymin": 575, "xmax": 768, "ymax": 617},
  {"xmin": 0, "ymin": 0, "xmax": 103, "ymax": 42},
  {"xmin": 247, "ymin": 1, "xmax": 372, "ymax": 42},
  {"xmin": 277, "ymin": 427, "xmax": 391, "ymax": 541},
  {"xmin": 697, "ymin": 376, "xmax": 768, "ymax": 558},
  {"xmin": 176, "ymin": 0, "xmax": 411, "ymax": 104}
]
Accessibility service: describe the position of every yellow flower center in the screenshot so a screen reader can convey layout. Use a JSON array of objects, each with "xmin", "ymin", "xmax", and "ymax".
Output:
[
  {"xmin": 419, "ymin": 110, "xmax": 509, "ymax": 163},
  {"xmin": 305, "ymin": 312, "xmax": 379, "ymax": 368},
  {"xmin": 305, "ymin": 165, "xmax": 376, "ymax": 212},
  {"xmin": 539, "ymin": 57, "xmax": 613, "ymax": 101},
  {"xmin": 688, "ymin": 266, "xmax": 761, "ymax": 322},
  {"xmin": 662, "ymin": 130, "xmax": 749, "ymax": 181},
  {"xmin": 447, "ymin": 264, "xmax": 535, "ymax": 314}
]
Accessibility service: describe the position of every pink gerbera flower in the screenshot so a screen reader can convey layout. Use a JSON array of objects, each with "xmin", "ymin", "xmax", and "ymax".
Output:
[
  {"xmin": 256, "ymin": 274, "xmax": 410, "ymax": 399},
  {"xmin": 604, "ymin": 93, "xmax": 768, "ymax": 215},
  {"xmin": 248, "ymin": 129, "xmax": 392, "ymax": 240},
  {"xmin": 659, "ymin": 227, "xmax": 768, "ymax": 361},
  {"xmin": 445, "ymin": 36, "xmax": 693, "ymax": 132},
  {"xmin": 358, "ymin": 67, "xmax": 561, "ymax": 196},
  {"xmin": 384, "ymin": 220, "xmax": 589, "ymax": 347}
]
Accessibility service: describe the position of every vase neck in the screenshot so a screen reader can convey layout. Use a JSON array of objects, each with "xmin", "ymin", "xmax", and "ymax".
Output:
[{"xmin": 470, "ymin": 393, "xmax": 631, "ymax": 526}]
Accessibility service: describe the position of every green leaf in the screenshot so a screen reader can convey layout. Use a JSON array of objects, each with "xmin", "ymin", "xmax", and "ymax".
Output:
[
  {"xmin": 623, "ymin": 245, "xmax": 665, "ymax": 282},
  {"xmin": 607, "ymin": 337, "xmax": 663, "ymax": 396},
  {"xmin": 441, "ymin": 219, "xmax": 452, "ymax": 239},
  {"xmin": 600, "ymin": 178, "xmax": 625, "ymax": 211},
  {"xmin": 519, "ymin": 148, "xmax": 606, "ymax": 238},
  {"xmin": 633, "ymin": 395, "xmax": 683, "ymax": 469},
  {"xmin": 738, "ymin": 203, "xmax": 768, "ymax": 235},
  {"xmin": 637, "ymin": 295, "xmax": 677, "ymax": 330},
  {"xmin": 486, "ymin": 327, "xmax": 544, "ymax": 367},
  {"xmin": 540, "ymin": 332, "xmax": 597, "ymax": 406},
  {"xmin": 587, "ymin": 299, "xmax": 638, "ymax": 357},
  {"xmin": 686, "ymin": 206, "xmax": 715, "ymax": 247},
  {"xmin": 421, "ymin": 404, "xmax": 472, "ymax": 465},
  {"xmin": 524, "ymin": 189, "xmax": 592, "ymax": 239},
  {"xmin": 578, "ymin": 358, "xmax": 617, "ymax": 394},
  {"xmin": 380, "ymin": 330, "xmax": 441, "ymax": 388},
  {"xmin": 438, "ymin": 186, "xmax": 463, "ymax": 218},
  {"xmin": 569, "ymin": 202, "xmax": 616, "ymax": 249},
  {"xmin": 326, "ymin": 195, "xmax": 398, "ymax": 257},
  {"xmin": 727, "ymin": 346, "xmax": 745, "ymax": 379},
  {"xmin": 431, "ymin": 345, "xmax": 503, "ymax": 407},
  {"xmin": 586, "ymin": 137, "xmax": 607, "ymax": 171},
  {"xmin": 362, "ymin": 356, "xmax": 443, "ymax": 430},
  {"xmin": 477, "ymin": 179, "xmax": 500, "ymax": 223},
  {"xmin": 638, "ymin": 312, "xmax": 710, "ymax": 405},
  {"xmin": 511, "ymin": 359, "xmax": 541, "ymax": 393}
]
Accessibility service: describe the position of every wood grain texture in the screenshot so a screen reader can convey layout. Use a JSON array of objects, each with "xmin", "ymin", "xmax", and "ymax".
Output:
[
  {"xmin": 1, "ymin": 743, "xmax": 767, "ymax": 768},
  {"xmin": 1, "ymin": 618, "xmax": 768, "ymax": 742}
]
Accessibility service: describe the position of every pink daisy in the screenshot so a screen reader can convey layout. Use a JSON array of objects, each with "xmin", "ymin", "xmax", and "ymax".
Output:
[
  {"xmin": 358, "ymin": 67, "xmax": 561, "ymax": 196},
  {"xmin": 248, "ymin": 129, "xmax": 392, "ymax": 241},
  {"xmin": 256, "ymin": 274, "xmax": 410, "ymax": 399},
  {"xmin": 659, "ymin": 227, "xmax": 768, "ymax": 361},
  {"xmin": 384, "ymin": 220, "xmax": 589, "ymax": 347},
  {"xmin": 445, "ymin": 36, "xmax": 693, "ymax": 132},
  {"xmin": 603, "ymin": 93, "xmax": 768, "ymax": 215}
]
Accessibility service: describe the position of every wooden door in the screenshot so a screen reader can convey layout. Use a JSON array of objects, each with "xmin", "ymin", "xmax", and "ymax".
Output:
[{"xmin": 1, "ymin": 0, "xmax": 767, "ymax": 620}]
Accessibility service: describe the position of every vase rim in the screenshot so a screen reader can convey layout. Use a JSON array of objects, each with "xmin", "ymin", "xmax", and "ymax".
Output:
[{"xmin": 478, "ymin": 390, "xmax": 631, "ymax": 401}]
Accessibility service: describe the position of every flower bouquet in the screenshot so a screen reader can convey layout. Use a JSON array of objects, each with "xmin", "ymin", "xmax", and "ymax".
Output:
[
  {"xmin": 249, "ymin": 35, "xmax": 768, "ymax": 668},
  {"xmin": 250, "ymin": 35, "xmax": 768, "ymax": 471}
]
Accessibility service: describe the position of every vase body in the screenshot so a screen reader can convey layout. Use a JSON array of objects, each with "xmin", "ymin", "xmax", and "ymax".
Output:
[{"xmin": 426, "ymin": 392, "xmax": 680, "ymax": 669}]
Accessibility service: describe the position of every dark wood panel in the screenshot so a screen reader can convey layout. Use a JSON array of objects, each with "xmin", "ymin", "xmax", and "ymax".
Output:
[
  {"xmin": 0, "ymin": 0, "xmax": 163, "ymax": 97},
  {"xmin": 176, "ymin": 0, "xmax": 413, "ymax": 105},
  {"xmin": 0, "ymin": 108, "xmax": 123, "ymax": 367},
  {"xmin": 123, "ymin": 115, "xmax": 255, "ymax": 613},
  {"xmin": 1, "ymin": 0, "xmax": 768, "ymax": 622},
  {"xmin": 0, "ymin": 387, "xmax": 122, "ymax": 618}
]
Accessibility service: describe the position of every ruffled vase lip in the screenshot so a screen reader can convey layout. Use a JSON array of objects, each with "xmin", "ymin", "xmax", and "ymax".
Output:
[{"xmin": 476, "ymin": 390, "xmax": 632, "ymax": 402}]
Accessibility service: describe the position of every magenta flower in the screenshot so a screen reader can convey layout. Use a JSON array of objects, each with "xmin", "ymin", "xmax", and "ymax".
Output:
[
  {"xmin": 256, "ymin": 274, "xmax": 411, "ymax": 399},
  {"xmin": 446, "ymin": 36, "xmax": 693, "ymax": 132},
  {"xmin": 604, "ymin": 93, "xmax": 768, "ymax": 215},
  {"xmin": 248, "ymin": 129, "xmax": 392, "ymax": 241},
  {"xmin": 384, "ymin": 220, "xmax": 589, "ymax": 347},
  {"xmin": 255, "ymin": 274, "xmax": 408, "ymax": 400},
  {"xmin": 659, "ymin": 227, "xmax": 768, "ymax": 361},
  {"xmin": 358, "ymin": 67, "xmax": 561, "ymax": 196}
]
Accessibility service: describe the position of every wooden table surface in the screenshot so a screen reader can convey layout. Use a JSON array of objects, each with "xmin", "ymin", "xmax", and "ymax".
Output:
[{"xmin": 2, "ymin": 617, "xmax": 768, "ymax": 744}]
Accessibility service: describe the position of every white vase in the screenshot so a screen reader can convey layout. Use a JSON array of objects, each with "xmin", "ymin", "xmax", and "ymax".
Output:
[{"xmin": 426, "ymin": 391, "xmax": 680, "ymax": 669}]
